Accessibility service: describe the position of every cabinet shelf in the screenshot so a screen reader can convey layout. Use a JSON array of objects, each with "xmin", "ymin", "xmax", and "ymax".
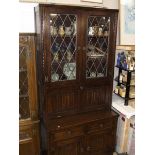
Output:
[
  {"xmin": 51, "ymin": 35, "xmax": 76, "ymax": 38},
  {"xmin": 114, "ymin": 77, "xmax": 127, "ymax": 86},
  {"xmin": 114, "ymin": 77, "xmax": 135, "ymax": 87},
  {"xmin": 115, "ymin": 65, "xmax": 135, "ymax": 72},
  {"xmin": 87, "ymin": 55, "xmax": 105, "ymax": 59},
  {"xmin": 113, "ymin": 92, "xmax": 135, "ymax": 100},
  {"xmin": 51, "ymin": 60, "xmax": 76, "ymax": 64},
  {"xmin": 87, "ymin": 35, "xmax": 108, "ymax": 38}
]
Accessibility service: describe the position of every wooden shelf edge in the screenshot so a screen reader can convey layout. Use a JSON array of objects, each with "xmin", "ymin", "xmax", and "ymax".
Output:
[
  {"xmin": 19, "ymin": 138, "xmax": 32, "ymax": 144},
  {"xmin": 19, "ymin": 119, "xmax": 40, "ymax": 126},
  {"xmin": 116, "ymin": 45, "xmax": 135, "ymax": 51},
  {"xmin": 113, "ymin": 92, "xmax": 135, "ymax": 100}
]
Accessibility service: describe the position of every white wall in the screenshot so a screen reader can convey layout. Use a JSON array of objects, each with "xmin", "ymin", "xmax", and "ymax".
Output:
[
  {"xmin": 19, "ymin": 0, "xmax": 118, "ymax": 33},
  {"xmin": 19, "ymin": 3, "xmax": 38, "ymax": 33},
  {"xmin": 103, "ymin": 0, "xmax": 118, "ymax": 9}
]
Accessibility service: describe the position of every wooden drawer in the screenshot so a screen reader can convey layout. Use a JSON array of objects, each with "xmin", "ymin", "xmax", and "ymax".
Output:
[
  {"xmin": 53, "ymin": 126, "xmax": 84, "ymax": 141},
  {"xmin": 84, "ymin": 118, "xmax": 113, "ymax": 134},
  {"xmin": 51, "ymin": 116, "xmax": 115, "ymax": 142}
]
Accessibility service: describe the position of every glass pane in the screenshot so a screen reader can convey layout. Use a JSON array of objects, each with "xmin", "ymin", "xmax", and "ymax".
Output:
[
  {"xmin": 86, "ymin": 16, "xmax": 110, "ymax": 79},
  {"xmin": 50, "ymin": 13, "xmax": 77, "ymax": 82},
  {"xmin": 19, "ymin": 45, "xmax": 30, "ymax": 120}
]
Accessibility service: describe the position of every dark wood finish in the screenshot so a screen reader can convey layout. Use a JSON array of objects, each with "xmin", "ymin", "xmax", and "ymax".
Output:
[
  {"xmin": 19, "ymin": 34, "xmax": 40, "ymax": 155},
  {"xmin": 19, "ymin": 121, "xmax": 40, "ymax": 155},
  {"xmin": 35, "ymin": 4, "xmax": 118, "ymax": 155},
  {"xmin": 19, "ymin": 34, "xmax": 38, "ymax": 121}
]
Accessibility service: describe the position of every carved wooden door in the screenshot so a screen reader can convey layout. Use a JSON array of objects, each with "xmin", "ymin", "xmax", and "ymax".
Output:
[
  {"xmin": 80, "ymin": 11, "xmax": 118, "ymax": 112},
  {"xmin": 41, "ymin": 7, "xmax": 83, "ymax": 118},
  {"xmin": 84, "ymin": 129, "xmax": 115, "ymax": 155},
  {"xmin": 19, "ymin": 34, "xmax": 40, "ymax": 155},
  {"xmin": 50, "ymin": 138, "xmax": 82, "ymax": 155},
  {"xmin": 19, "ymin": 35, "xmax": 38, "ymax": 121}
]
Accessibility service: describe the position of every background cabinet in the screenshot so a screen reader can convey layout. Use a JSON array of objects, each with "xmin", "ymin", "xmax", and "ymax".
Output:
[
  {"xmin": 19, "ymin": 34, "xmax": 40, "ymax": 155},
  {"xmin": 35, "ymin": 4, "xmax": 118, "ymax": 155},
  {"xmin": 114, "ymin": 66, "xmax": 135, "ymax": 105}
]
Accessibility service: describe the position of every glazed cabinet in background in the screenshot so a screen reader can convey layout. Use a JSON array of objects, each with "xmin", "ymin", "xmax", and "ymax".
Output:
[
  {"xmin": 19, "ymin": 34, "xmax": 40, "ymax": 155},
  {"xmin": 35, "ymin": 4, "xmax": 118, "ymax": 155}
]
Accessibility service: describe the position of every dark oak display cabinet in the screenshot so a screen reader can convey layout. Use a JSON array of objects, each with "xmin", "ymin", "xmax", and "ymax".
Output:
[
  {"xmin": 19, "ymin": 34, "xmax": 40, "ymax": 155},
  {"xmin": 35, "ymin": 4, "xmax": 118, "ymax": 155}
]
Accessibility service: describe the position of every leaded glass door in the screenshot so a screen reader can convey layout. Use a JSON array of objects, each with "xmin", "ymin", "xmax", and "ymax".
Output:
[
  {"xmin": 79, "ymin": 12, "xmax": 117, "ymax": 112},
  {"xmin": 86, "ymin": 15, "xmax": 111, "ymax": 79},
  {"xmin": 45, "ymin": 9, "xmax": 81, "ymax": 87},
  {"xmin": 19, "ymin": 44, "xmax": 30, "ymax": 120},
  {"xmin": 19, "ymin": 35, "xmax": 38, "ymax": 121}
]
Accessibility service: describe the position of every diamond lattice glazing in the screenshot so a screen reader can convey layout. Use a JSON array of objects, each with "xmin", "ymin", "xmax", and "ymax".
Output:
[
  {"xmin": 86, "ymin": 16, "xmax": 110, "ymax": 79},
  {"xmin": 50, "ymin": 14, "xmax": 77, "ymax": 82},
  {"xmin": 19, "ymin": 45, "xmax": 30, "ymax": 119}
]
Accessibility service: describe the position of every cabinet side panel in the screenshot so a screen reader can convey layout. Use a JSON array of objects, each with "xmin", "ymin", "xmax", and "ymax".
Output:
[{"xmin": 35, "ymin": 6, "xmax": 47, "ymax": 154}]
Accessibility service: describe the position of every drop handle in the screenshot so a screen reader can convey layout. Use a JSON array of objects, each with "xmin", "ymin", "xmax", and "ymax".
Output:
[{"xmin": 80, "ymin": 86, "xmax": 84, "ymax": 90}]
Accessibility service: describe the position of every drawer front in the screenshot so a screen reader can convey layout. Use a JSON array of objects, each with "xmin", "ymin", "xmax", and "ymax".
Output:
[
  {"xmin": 84, "ymin": 118, "xmax": 113, "ymax": 134},
  {"xmin": 53, "ymin": 126, "xmax": 84, "ymax": 141},
  {"xmin": 51, "ymin": 116, "xmax": 116, "ymax": 142}
]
